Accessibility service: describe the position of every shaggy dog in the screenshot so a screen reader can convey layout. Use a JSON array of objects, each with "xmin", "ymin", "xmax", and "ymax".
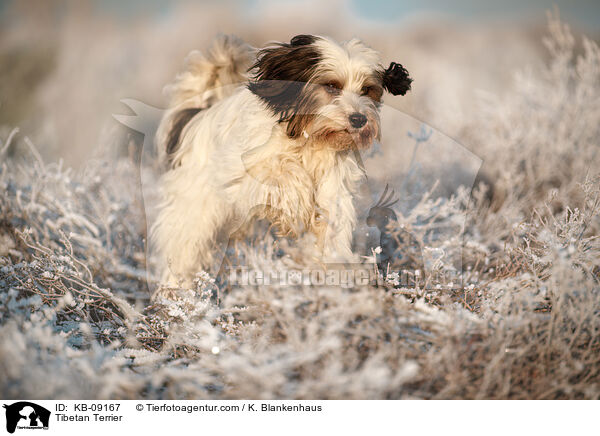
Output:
[{"xmin": 152, "ymin": 34, "xmax": 412, "ymax": 285}]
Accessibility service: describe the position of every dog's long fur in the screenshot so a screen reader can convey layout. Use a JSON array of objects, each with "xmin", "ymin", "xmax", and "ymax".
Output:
[{"xmin": 152, "ymin": 34, "xmax": 411, "ymax": 285}]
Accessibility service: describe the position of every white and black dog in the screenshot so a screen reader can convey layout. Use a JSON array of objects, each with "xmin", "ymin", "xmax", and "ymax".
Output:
[{"xmin": 152, "ymin": 34, "xmax": 412, "ymax": 285}]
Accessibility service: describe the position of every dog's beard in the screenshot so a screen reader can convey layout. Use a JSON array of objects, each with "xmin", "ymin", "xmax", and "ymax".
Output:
[
  {"xmin": 309, "ymin": 116, "xmax": 380, "ymax": 151},
  {"xmin": 317, "ymin": 128, "xmax": 374, "ymax": 150}
]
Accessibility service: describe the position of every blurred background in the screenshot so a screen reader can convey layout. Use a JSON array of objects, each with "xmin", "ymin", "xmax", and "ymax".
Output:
[
  {"xmin": 1, "ymin": 1, "xmax": 600, "ymax": 401},
  {"xmin": 0, "ymin": 0, "xmax": 598, "ymax": 167}
]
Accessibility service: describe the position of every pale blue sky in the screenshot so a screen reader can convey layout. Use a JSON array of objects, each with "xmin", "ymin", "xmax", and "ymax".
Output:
[{"xmin": 1, "ymin": 0, "xmax": 598, "ymax": 32}]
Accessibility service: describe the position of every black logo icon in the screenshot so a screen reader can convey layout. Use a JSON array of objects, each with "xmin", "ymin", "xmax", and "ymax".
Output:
[{"xmin": 2, "ymin": 402, "xmax": 50, "ymax": 434}]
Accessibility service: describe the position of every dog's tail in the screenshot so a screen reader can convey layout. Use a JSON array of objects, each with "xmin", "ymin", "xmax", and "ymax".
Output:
[{"xmin": 157, "ymin": 34, "xmax": 254, "ymax": 166}]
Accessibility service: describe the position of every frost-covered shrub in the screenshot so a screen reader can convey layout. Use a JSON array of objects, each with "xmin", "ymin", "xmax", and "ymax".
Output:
[{"xmin": 0, "ymin": 13, "xmax": 599, "ymax": 399}]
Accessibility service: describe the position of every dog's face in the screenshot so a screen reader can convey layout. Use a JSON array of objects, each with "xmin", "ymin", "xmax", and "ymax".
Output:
[{"xmin": 248, "ymin": 34, "xmax": 412, "ymax": 150}]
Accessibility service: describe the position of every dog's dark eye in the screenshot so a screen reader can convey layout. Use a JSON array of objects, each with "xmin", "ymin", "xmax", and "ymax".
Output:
[
  {"xmin": 324, "ymin": 81, "xmax": 342, "ymax": 94},
  {"xmin": 361, "ymin": 85, "xmax": 383, "ymax": 101}
]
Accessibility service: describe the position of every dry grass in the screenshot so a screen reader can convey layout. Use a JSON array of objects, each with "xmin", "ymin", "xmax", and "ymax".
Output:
[{"xmin": 0, "ymin": 12, "xmax": 599, "ymax": 399}]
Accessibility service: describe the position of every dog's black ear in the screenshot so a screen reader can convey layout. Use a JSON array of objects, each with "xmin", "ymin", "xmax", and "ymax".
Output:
[
  {"xmin": 248, "ymin": 36, "xmax": 321, "ymax": 133},
  {"xmin": 290, "ymin": 34, "xmax": 316, "ymax": 46},
  {"xmin": 249, "ymin": 37, "xmax": 320, "ymax": 87},
  {"xmin": 382, "ymin": 62, "xmax": 412, "ymax": 96}
]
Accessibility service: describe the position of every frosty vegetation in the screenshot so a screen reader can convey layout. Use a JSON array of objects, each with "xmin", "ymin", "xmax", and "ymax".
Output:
[{"xmin": 1, "ymin": 13, "xmax": 599, "ymax": 399}]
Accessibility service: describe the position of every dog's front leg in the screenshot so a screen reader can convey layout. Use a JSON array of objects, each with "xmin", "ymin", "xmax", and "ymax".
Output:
[
  {"xmin": 314, "ymin": 184, "xmax": 356, "ymax": 263},
  {"xmin": 242, "ymin": 155, "xmax": 315, "ymax": 238}
]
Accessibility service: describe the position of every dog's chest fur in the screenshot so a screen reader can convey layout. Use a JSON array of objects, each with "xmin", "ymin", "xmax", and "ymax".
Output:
[{"xmin": 237, "ymin": 119, "xmax": 365, "ymax": 239}]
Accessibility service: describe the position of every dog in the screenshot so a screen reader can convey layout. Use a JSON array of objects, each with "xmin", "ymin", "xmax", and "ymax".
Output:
[{"xmin": 152, "ymin": 34, "xmax": 412, "ymax": 286}]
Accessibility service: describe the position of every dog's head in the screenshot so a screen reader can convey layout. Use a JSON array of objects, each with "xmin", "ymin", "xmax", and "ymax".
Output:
[{"xmin": 248, "ymin": 34, "xmax": 412, "ymax": 150}]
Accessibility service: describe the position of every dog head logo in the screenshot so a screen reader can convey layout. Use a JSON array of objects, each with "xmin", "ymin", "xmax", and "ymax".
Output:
[
  {"xmin": 113, "ymin": 36, "xmax": 482, "ymax": 290},
  {"xmin": 3, "ymin": 402, "xmax": 50, "ymax": 433}
]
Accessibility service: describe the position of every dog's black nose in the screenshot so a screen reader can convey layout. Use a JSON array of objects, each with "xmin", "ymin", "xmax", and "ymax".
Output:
[{"xmin": 349, "ymin": 112, "xmax": 367, "ymax": 129}]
